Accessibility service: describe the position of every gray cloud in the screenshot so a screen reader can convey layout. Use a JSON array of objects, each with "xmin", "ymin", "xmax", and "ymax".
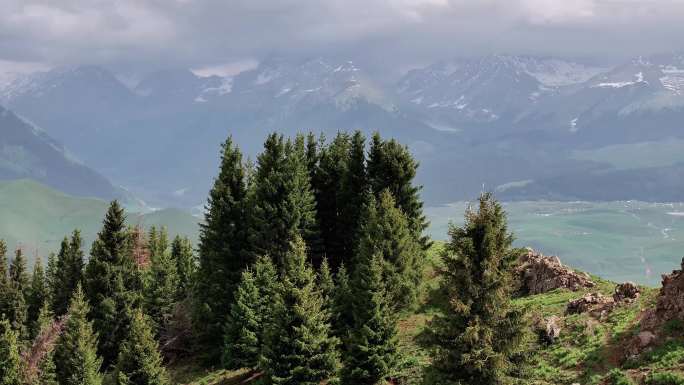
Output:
[{"xmin": 1, "ymin": 0, "xmax": 683, "ymax": 74}]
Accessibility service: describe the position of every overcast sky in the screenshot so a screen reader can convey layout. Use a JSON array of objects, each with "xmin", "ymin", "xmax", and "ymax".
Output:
[{"xmin": 1, "ymin": 0, "xmax": 683, "ymax": 76}]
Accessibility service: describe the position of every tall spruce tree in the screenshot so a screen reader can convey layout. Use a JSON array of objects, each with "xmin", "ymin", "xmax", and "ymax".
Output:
[
  {"xmin": 261, "ymin": 236, "xmax": 339, "ymax": 385},
  {"xmin": 0, "ymin": 241, "xmax": 9, "ymax": 322},
  {"xmin": 249, "ymin": 133, "xmax": 319, "ymax": 268},
  {"xmin": 29, "ymin": 303, "xmax": 58, "ymax": 385},
  {"xmin": 27, "ymin": 259, "xmax": 48, "ymax": 339},
  {"xmin": 318, "ymin": 258, "xmax": 335, "ymax": 314},
  {"xmin": 338, "ymin": 130, "xmax": 368, "ymax": 268},
  {"xmin": 342, "ymin": 253, "xmax": 398, "ymax": 385},
  {"xmin": 222, "ymin": 269, "xmax": 260, "ymax": 370},
  {"xmin": 170, "ymin": 236, "xmax": 194, "ymax": 300},
  {"xmin": 54, "ymin": 285, "xmax": 103, "ymax": 385},
  {"xmin": 0, "ymin": 318, "xmax": 21, "ymax": 385},
  {"xmin": 114, "ymin": 310, "xmax": 169, "ymax": 385},
  {"xmin": 7, "ymin": 249, "xmax": 28, "ymax": 337},
  {"xmin": 426, "ymin": 193, "xmax": 526, "ymax": 385},
  {"xmin": 53, "ymin": 231, "xmax": 85, "ymax": 316},
  {"xmin": 44, "ymin": 252, "xmax": 57, "ymax": 308},
  {"xmin": 145, "ymin": 226, "xmax": 178, "ymax": 335},
  {"xmin": 84, "ymin": 201, "xmax": 142, "ymax": 367},
  {"xmin": 331, "ymin": 263, "xmax": 353, "ymax": 340},
  {"xmin": 193, "ymin": 136, "xmax": 250, "ymax": 361},
  {"xmin": 356, "ymin": 191, "xmax": 422, "ymax": 309},
  {"xmin": 367, "ymin": 133, "xmax": 429, "ymax": 250}
]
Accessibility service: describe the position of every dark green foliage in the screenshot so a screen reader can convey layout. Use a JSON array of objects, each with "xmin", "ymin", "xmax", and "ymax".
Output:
[
  {"xmin": 0, "ymin": 241, "xmax": 10, "ymax": 325},
  {"xmin": 331, "ymin": 263, "xmax": 353, "ymax": 340},
  {"xmin": 54, "ymin": 285, "xmax": 103, "ymax": 385},
  {"xmin": 355, "ymin": 191, "xmax": 422, "ymax": 310},
  {"xmin": 44, "ymin": 252, "xmax": 57, "ymax": 306},
  {"xmin": 605, "ymin": 369, "xmax": 635, "ymax": 385},
  {"xmin": 249, "ymin": 133, "xmax": 320, "ymax": 268},
  {"xmin": 6, "ymin": 249, "xmax": 28, "ymax": 337},
  {"xmin": 170, "ymin": 235, "xmax": 195, "ymax": 300},
  {"xmin": 84, "ymin": 201, "xmax": 142, "ymax": 367},
  {"xmin": 27, "ymin": 303, "xmax": 58, "ymax": 385},
  {"xmin": 193, "ymin": 137, "xmax": 250, "ymax": 361},
  {"xmin": 53, "ymin": 231, "xmax": 85, "ymax": 316},
  {"xmin": 646, "ymin": 372, "xmax": 684, "ymax": 385},
  {"xmin": 367, "ymin": 132, "xmax": 429, "ymax": 250},
  {"xmin": 114, "ymin": 310, "xmax": 169, "ymax": 385},
  {"xmin": 145, "ymin": 226, "xmax": 178, "ymax": 335},
  {"xmin": 261, "ymin": 236, "xmax": 339, "ymax": 385},
  {"xmin": 0, "ymin": 318, "xmax": 22, "ymax": 385},
  {"xmin": 426, "ymin": 193, "xmax": 526, "ymax": 385},
  {"xmin": 27, "ymin": 259, "xmax": 48, "ymax": 339},
  {"xmin": 222, "ymin": 269, "xmax": 260, "ymax": 370},
  {"xmin": 318, "ymin": 258, "xmax": 335, "ymax": 313},
  {"xmin": 342, "ymin": 253, "xmax": 399, "ymax": 385},
  {"xmin": 9, "ymin": 248, "xmax": 28, "ymax": 295}
]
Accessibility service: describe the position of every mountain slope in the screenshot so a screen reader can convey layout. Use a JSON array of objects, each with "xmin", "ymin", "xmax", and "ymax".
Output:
[{"xmin": 0, "ymin": 104, "xmax": 125, "ymax": 200}]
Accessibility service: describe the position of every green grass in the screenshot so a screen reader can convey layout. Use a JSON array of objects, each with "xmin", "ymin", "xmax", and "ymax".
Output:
[{"xmin": 0, "ymin": 179, "xmax": 199, "ymax": 264}]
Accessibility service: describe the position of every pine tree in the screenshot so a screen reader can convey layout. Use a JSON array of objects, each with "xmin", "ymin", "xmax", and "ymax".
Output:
[
  {"xmin": 193, "ymin": 137, "xmax": 250, "ymax": 361},
  {"xmin": 331, "ymin": 263, "xmax": 353, "ymax": 340},
  {"xmin": 53, "ymin": 232, "xmax": 86, "ymax": 316},
  {"xmin": 114, "ymin": 310, "xmax": 169, "ymax": 385},
  {"xmin": 27, "ymin": 259, "xmax": 48, "ymax": 339},
  {"xmin": 6, "ymin": 249, "xmax": 28, "ymax": 337},
  {"xmin": 54, "ymin": 285, "xmax": 103, "ymax": 385},
  {"xmin": 84, "ymin": 201, "xmax": 142, "ymax": 367},
  {"xmin": 44, "ymin": 252, "xmax": 57, "ymax": 309},
  {"xmin": 145, "ymin": 226, "xmax": 178, "ymax": 335},
  {"xmin": 367, "ymin": 132, "xmax": 429, "ymax": 250},
  {"xmin": 261, "ymin": 236, "xmax": 339, "ymax": 385},
  {"xmin": 0, "ymin": 318, "xmax": 21, "ymax": 385},
  {"xmin": 426, "ymin": 193, "xmax": 526, "ymax": 385},
  {"xmin": 338, "ymin": 130, "xmax": 368, "ymax": 268},
  {"xmin": 318, "ymin": 258, "xmax": 335, "ymax": 314},
  {"xmin": 249, "ymin": 133, "xmax": 320, "ymax": 268},
  {"xmin": 0, "ymin": 241, "xmax": 9, "ymax": 322},
  {"xmin": 222, "ymin": 269, "xmax": 260, "ymax": 370},
  {"xmin": 170, "ymin": 236, "xmax": 194, "ymax": 300},
  {"xmin": 342, "ymin": 253, "xmax": 398, "ymax": 385},
  {"xmin": 356, "ymin": 191, "xmax": 422, "ymax": 309}
]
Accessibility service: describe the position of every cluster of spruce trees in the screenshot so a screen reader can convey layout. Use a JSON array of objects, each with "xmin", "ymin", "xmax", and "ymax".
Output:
[
  {"xmin": 0, "ymin": 211, "xmax": 194, "ymax": 384},
  {"xmin": 0, "ymin": 130, "xmax": 527, "ymax": 385},
  {"xmin": 194, "ymin": 131, "xmax": 429, "ymax": 384}
]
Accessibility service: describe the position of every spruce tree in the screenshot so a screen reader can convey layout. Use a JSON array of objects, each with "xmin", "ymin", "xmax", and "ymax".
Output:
[
  {"xmin": 193, "ymin": 136, "xmax": 250, "ymax": 361},
  {"xmin": 6, "ymin": 249, "xmax": 28, "ymax": 337},
  {"xmin": 9, "ymin": 249, "xmax": 28, "ymax": 295},
  {"xmin": 318, "ymin": 258, "xmax": 335, "ymax": 314},
  {"xmin": 54, "ymin": 285, "xmax": 103, "ymax": 385},
  {"xmin": 367, "ymin": 132, "xmax": 429, "ymax": 250},
  {"xmin": 27, "ymin": 259, "xmax": 48, "ymax": 339},
  {"xmin": 145, "ymin": 226, "xmax": 178, "ymax": 335},
  {"xmin": 338, "ymin": 130, "xmax": 368, "ymax": 268},
  {"xmin": 249, "ymin": 133, "xmax": 319, "ymax": 268},
  {"xmin": 342, "ymin": 253, "xmax": 398, "ymax": 385},
  {"xmin": 170, "ymin": 236, "xmax": 194, "ymax": 300},
  {"xmin": 261, "ymin": 236, "xmax": 339, "ymax": 385},
  {"xmin": 0, "ymin": 241, "xmax": 9, "ymax": 322},
  {"xmin": 331, "ymin": 263, "xmax": 353, "ymax": 340},
  {"xmin": 0, "ymin": 318, "xmax": 21, "ymax": 385},
  {"xmin": 426, "ymin": 193, "xmax": 526, "ymax": 385},
  {"xmin": 24, "ymin": 303, "xmax": 58, "ymax": 385},
  {"xmin": 114, "ymin": 310, "xmax": 169, "ymax": 385},
  {"xmin": 53, "ymin": 231, "xmax": 85, "ymax": 316},
  {"xmin": 84, "ymin": 201, "xmax": 141, "ymax": 367},
  {"xmin": 356, "ymin": 191, "xmax": 422, "ymax": 309},
  {"xmin": 222, "ymin": 269, "xmax": 260, "ymax": 370},
  {"xmin": 44, "ymin": 252, "xmax": 57, "ymax": 308}
]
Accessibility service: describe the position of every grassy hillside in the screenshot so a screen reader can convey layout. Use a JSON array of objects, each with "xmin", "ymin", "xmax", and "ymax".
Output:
[{"xmin": 0, "ymin": 179, "xmax": 199, "ymax": 262}]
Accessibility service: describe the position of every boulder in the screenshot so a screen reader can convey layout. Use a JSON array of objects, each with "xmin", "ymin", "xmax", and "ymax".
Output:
[
  {"xmin": 613, "ymin": 282, "xmax": 640, "ymax": 303},
  {"xmin": 517, "ymin": 248, "xmax": 595, "ymax": 295},
  {"xmin": 641, "ymin": 257, "xmax": 684, "ymax": 331},
  {"xmin": 538, "ymin": 315, "xmax": 562, "ymax": 345},
  {"xmin": 566, "ymin": 292, "xmax": 614, "ymax": 316}
]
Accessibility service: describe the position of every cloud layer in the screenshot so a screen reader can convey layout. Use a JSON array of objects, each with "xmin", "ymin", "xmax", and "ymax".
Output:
[{"xmin": 1, "ymin": 0, "xmax": 683, "ymax": 74}]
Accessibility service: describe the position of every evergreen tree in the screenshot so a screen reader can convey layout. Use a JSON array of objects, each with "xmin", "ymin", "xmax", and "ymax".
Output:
[
  {"xmin": 222, "ymin": 269, "xmax": 260, "ymax": 370},
  {"xmin": 6, "ymin": 249, "xmax": 28, "ymax": 337},
  {"xmin": 338, "ymin": 130, "xmax": 368, "ymax": 268},
  {"xmin": 44, "ymin": 252, "xmax": 57, "ymax": 309},
  {"xmin": 331, "ymin": 263, "xmax": 353, "ymax": 340},
  {"xmin": 261, "ymin": 237, "xmax": 339, "ymax": 385},
  {"xmin": 193, "ymin": 136, "xmax": 250, "ymax": 361},
  {"xmin": 114, "ymin": 310, "xmax": 169, "ymax": 385},
  {"xmin": 145, "ymin": 226, "xmax": 178, "ymax": 335},
  {"xmin": 342, "ymin": 253, "xmax": 398, "ymax": 385},
  {"xmin": 367, "ymin": 132, "xmax": 429, "ymax": 250},
  {"xmin": 170, "ymin": 236, "xmax": 194, "ymax": 300},
  {"xmin": 24, "ymin": 303, "xmax": 58, "ymax": 385},
  {"xmin": 0, "ymin": 241, "xmax": 9, "ymax": 321},
  {"xmin": 53, "ymin": 232, "xmax": 85, "ymax": 316},
  {"xmin": 426, "ymin": 193, "xmax": 526, "ymax": 385},
  {"xmin": 356, "ymin": 191, "xmax": 422, "ymax": 309},
  {"xmin": 249, "ymin": 133, "xmax": 319, "ymax": 268},
  {"xmin": 0, "ymin": 318, "xmax": 21, "ymax": 385},
  {"xmin": 54, "ymin": 285, "xmax": 103, "ymax": 385},
  {"xmin": 318, "ymin": 258, "xmax": 335, "ymax": 314},
  {"xmin": 27, "ymin": 259, "xmax": 48, "ymax": 339},
  {"xmin": 84, "ymin": 201, "xmax": 142, "ymax": 367}
]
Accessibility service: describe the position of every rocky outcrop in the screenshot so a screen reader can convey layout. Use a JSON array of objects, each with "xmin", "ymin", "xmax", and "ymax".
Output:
[
  {"xmin": 566, "ymin": 292, "xmax": 614, "ymax": 316},
  {"xmin": 517, "ymin": 249, "xmax": 595, "ymax": 295},
  {"xmin": 537, "ymin": 315, "xmax": 562, "ymax": 345},
  {"xmin": 613, "ymin": 282, "xmax": 640, "ymax": 303},
  {"xmin": 641, "ymin": 257, "xmax": 684, "ymax": 331}
]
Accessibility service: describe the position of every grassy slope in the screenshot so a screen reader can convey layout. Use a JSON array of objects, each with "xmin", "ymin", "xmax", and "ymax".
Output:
[
  {"xmin": 0, "ymin": 179, "xmax": 200, "ymax": 263},
  {"xmin": 168, "ymin": 241, "xmax": 684, "ymax": 385}
]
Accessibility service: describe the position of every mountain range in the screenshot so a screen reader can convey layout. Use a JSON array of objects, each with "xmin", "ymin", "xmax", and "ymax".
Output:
[{"xmin": 2, "ymin": 53, "xmax": 684, "ymax": 207}]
